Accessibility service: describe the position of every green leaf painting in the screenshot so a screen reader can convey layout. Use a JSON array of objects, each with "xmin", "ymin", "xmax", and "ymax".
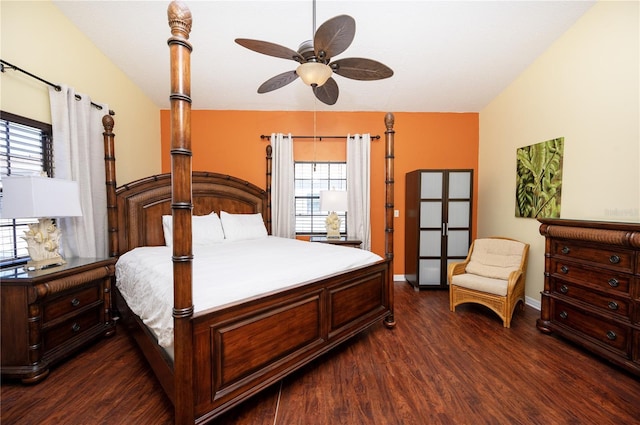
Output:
[{"xmin": 515, "ymin": 137, "xmax": 564, "ymax": 218}]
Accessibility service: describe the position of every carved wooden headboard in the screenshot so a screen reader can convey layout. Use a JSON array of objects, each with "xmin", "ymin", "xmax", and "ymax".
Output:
[{"xmin": 112, "ymin": 171, "xmax": 267, "ymax": 255}]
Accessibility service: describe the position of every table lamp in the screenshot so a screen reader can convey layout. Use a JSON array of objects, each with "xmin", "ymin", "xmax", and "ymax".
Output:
[
  {"xmin": 1, "ymin": 175, "xmax": 82, "ymax": 270},
  {"xmin": 320, "ymin": 190, "xmax": 347, "ymax": 239}
]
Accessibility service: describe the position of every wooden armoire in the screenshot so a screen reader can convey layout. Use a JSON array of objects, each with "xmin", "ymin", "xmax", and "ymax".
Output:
[{"xmin": 405, "ymin": 169, "xmax": 473, "ymax": 289}]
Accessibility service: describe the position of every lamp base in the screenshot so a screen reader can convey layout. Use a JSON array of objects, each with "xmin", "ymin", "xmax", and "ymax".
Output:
[
  {"xmin": 25, "ymin": 255, "xmax": 66, "ymax": 271},
  {"xmin": 325, "ymin": 211, "xmax": 342, "ymax": 239},
  {"xmin": 22, "ymin": 218, "xmax": 65, "ymax": 270}
]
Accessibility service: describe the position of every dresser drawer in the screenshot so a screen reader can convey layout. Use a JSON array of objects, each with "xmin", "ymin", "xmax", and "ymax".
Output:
[
  {"xmin": 549, "ymin": 259, "xmax": 631, "ymax": 295},
  {"xmin": 551, "ymin": 278, "xmax": 631, "ymax": 319},
  {"xmin": 42, "ymin": 284, "xmax": 101, "ymax": 323},
  {"xmin": 42, "ymin": 307, "xmax": 102, "ymax": 353},
  {"xmin": 550, "ymin": 240, "xmax": 634, "ymax": 273},
  {"xmin": 551, "ymin": 300, "xmax": 630, "ymax": 355}
]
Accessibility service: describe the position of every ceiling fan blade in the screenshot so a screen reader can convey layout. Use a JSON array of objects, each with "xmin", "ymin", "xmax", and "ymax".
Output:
[
  {"xmin": 235, "ymin": 38, "xmax": 304, "ymax": 62},
  {"xmin": 313, "ymin": 78, "xmax": 339, "ymax": 105},
  {"xmin": 314, "ymin": 15, "xmax": 355, "ymax": 61},
  {"xmin": 258, "ymin": 70, "xmax": 299, "ymax": 93},
  {"xmin": 331, "ymin": 57, "xmax": 394, "ymax": 81}
]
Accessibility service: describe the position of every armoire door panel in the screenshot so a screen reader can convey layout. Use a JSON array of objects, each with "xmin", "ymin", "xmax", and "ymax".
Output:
[
  {"xmin": 420, "ymin": 201, "xmax": 442, "ymax": 227},
  {"xmin": 447, "ymin": 230, "xmax": 470, "ymax": 257},
  {"xmin": 420, "ymin": 173, "xmax": 442, "ymax": 198},
  {"xmin": 419, "ymin": 259, "xmax": 441, "ymax": 286},
  {"xmin": 448, "ymin": 202, "xmax": 470, "ymax": 227},
  {"xmin": 419, "ymin": 230, "xmax": 442, "ymax": 256},
  {"xmin": 448, "ymin": 172, "xmax": 471, "ymax": 198}
]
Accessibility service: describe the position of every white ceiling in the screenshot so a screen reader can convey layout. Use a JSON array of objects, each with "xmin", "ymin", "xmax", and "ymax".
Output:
[{"xmin": 52, "ymin": 0, "xmax": 595, "ymax": 112}]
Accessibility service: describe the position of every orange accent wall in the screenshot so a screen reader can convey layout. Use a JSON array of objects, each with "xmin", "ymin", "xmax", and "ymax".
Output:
[{"xmin": 160, "ymin": 110, "xmax": 478, "ymax": 276}]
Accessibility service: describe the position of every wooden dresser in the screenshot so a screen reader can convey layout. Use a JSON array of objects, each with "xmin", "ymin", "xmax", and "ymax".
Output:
[
  {"xmin": 0, "ymin": 257, "xmax": 116, "ymax": 383},
  {"xmin": 537, "ymin": 219, "xmax": 640, "ymax": 376}
]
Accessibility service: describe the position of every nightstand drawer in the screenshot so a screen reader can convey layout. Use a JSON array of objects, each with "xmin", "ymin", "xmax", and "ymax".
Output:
[
  {"xmin": 42, "ymin": 307, "xmax": 102, "ymax": 353},
  {"xmin": 42, "ymin": 284, "xmax": 101, "ymax": 323}
]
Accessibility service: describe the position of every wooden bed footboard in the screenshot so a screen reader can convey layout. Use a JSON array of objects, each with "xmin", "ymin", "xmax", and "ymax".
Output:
[
  {"xmin": 112, "ymin": 256, "xmax": 390, "ymax": 423},
  {"xmin": 192, "ymin": 260, "xmax": 390, "ymax": 421}
]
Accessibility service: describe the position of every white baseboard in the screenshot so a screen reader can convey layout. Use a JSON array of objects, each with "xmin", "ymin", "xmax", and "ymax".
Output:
[
  {"xmin": 525, "ymin": 295, "xmax": 541, "ymax": 310},
  {"xmin": 395, "ymin": 274, "xmax": 542, "ymax": 311}
]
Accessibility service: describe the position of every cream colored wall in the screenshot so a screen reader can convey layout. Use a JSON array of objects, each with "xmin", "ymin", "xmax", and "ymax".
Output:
[
  {"xmin": 0, "ymin": 0, "xmax": 160, "ymax": 184},
  {"xmin": 479, "ymin": 0, "xmax": 639, "ymax": 306}
]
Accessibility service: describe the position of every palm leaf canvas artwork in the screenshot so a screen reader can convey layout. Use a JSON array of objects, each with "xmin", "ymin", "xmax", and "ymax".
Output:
[{"xmin": 515, "ymin": 137, "xmax": 564, "ymax": 218}]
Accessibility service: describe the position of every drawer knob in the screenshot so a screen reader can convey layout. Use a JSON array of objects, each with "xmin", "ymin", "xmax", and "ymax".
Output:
[
  {"xmin": 561, "ymin": 246, "xmax": 570, "ymax": 254},
  {"xmin": 71, "ymin": 298, "xmax": 80, "ymax": 307},
  {"xmin": 606, "ymin": 330, "xmax": 616, "ymax": 341},
  {"xmin": 560, "ymin": 265, "xmax": 569, "ymax": 274},
  {"xmin": 609, "ymin": 255, "xmax": 620, "ymax": 264},
  {"xmin": 72, "ymin": 323, "xmax": 81, "ymax": 332},
  {"xmin": 608, "ymin": 278, "xmax": 619, "ymax": 288},
  {"xmin": 559, "ymin": 285, "xmax": 569, "ymax": 294},
  {"xmin": 608, "ymin": 301, "xmax": 619, "ymax": 311},
  {"xmin": 559, "ymin": 311, "xmax": 568, "ymax": 319}
]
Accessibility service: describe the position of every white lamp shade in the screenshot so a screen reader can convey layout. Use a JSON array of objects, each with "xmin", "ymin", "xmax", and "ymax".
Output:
[
  {"xmin": 1, "ymin": 176, "xmax": 82, "ymax": 219},
  {"xmin": 320, "ymin": 190, "xmax": 347, "ymax": 212},
  {"xmin": 296, "ymin": 62, "xmax": 332, "ymax": 87}
]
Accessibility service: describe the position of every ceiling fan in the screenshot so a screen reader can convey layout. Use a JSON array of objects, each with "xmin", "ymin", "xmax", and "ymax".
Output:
[{"xmin": 235, "ymin": 0, "xmax": 393, "ymax": 105}]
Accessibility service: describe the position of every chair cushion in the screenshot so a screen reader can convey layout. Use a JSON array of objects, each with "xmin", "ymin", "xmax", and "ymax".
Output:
[
  {"xmin": 465, "ymin": 238, "xmax": 525, "ymax": 280},
  {"xmin": 451, "ymin": 273, "xmax": 508, "ymax": 296}
]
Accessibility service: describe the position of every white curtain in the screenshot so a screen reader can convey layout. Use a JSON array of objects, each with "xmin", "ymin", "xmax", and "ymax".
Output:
[
  {"xmin": 346, "ymin": 133, "xmax": 372, "ymax": 250},
  {"xmin": 49, "ymin": 85, "xmax": 108, "ymax": 258},
  {"xmin": 271, "ymin": 133, "xmax": 295, "ymax": 238}
]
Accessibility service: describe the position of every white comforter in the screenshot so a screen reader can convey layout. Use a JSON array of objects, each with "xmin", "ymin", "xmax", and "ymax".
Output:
[{"xmin": 116, "ymin": 236, "xmax": 383, "ymax": 347}]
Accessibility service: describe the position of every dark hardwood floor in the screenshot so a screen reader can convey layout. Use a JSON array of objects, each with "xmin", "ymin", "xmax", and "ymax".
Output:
[{"xmin": 2, "ymin": 282, "xmax": 639, "ymax": 424}]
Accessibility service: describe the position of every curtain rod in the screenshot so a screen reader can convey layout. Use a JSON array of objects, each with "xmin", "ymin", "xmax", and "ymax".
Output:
[
  {"xmin": 260, "ymin": 134, "xmax": 380, "ymax": 141},
  {"xmin": 0, "ymin": 59, "xmax": 115, "ymax": 116}
]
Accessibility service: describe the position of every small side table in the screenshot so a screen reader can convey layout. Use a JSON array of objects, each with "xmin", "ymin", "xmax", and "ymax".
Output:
[
  {"xmin": 310, "ymin": 236, "xmax": 362, "ymax": 249},
  {"xmin": 0, "ymin": 257, "xmax": 117, "ymax": 383}
]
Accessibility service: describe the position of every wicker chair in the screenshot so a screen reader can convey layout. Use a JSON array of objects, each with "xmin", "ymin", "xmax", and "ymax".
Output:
[{"xmin": 448, "ymin": 237, "xmax": 529, "ymax": 328}]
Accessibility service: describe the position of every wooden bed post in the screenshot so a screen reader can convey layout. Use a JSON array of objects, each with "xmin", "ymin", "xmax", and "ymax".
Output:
[
  {"xmin": 384, "ymin": 112, "xmax": 396, "ymax": 328},
  {"xmin": 265, "ymin": 144, "xmax": 273, "ymax": 235},
  {"xmin": 167, "ymin": 2, "xmax": 194, "ymax": 424},
  {"xmin": 102, "ymin": 114, "xmax": 118, "ymax": 258}
]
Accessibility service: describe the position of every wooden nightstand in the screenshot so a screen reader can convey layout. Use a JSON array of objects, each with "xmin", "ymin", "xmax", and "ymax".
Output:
[
  {"xmin": 0, "ymin": 257, "xmax": 117, "ymax": 383},
  {"xmin": 310, "ymin": 236, "xmax": 362, "ymax": 249}
]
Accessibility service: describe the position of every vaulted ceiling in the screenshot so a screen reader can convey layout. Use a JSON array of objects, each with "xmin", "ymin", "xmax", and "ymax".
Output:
[{"xmin": 52, "ymin": 1, "xmax": 595, "ymax": 112}]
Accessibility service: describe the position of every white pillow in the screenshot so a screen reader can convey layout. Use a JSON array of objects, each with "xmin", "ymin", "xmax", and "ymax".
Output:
[
  {"xmin": 162, "ymin": 212, "xmax": 225, "ymax": 246},
  {"xmin": 220, "ymin": 211, "xmax": 268, "ymax": 241}
]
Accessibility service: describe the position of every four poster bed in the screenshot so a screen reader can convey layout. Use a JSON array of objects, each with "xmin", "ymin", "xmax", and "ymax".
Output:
[{"xmin": 101, "ymin": 2, "xmax": 396, "ymax": 424}]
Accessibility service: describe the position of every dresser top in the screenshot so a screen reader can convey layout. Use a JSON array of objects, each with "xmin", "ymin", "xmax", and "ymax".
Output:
[
  {"xmin": 538, "ymin": 218, "xmax": 640, "ymax": 231},
  {"xmin": 538, "ymin": 218, "xmax": 640, "ymax": 249}
]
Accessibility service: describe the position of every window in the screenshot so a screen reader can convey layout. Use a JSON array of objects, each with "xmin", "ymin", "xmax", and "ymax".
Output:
[
  {"xmin": 294, "ymin": 162, "xmax": 347, "ymax": 235},
  {"xmin": 0, "ymin": 111, "xmax": 53, "ymax": 266}
]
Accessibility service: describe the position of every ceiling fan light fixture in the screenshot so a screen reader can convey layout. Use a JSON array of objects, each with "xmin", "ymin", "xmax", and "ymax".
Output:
[{"xmin": 296, "ymin": 62, "xmax": 332, "ymax": 87}]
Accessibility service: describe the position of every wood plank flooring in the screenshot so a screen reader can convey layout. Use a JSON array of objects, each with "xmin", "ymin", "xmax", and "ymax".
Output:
[{"xmin": 2, "ymin": 282, "xmax": 639, "ymax": 424}]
